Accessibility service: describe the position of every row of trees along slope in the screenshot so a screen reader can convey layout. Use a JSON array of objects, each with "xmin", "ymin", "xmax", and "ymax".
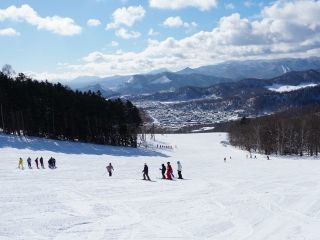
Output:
[
  {"xmin": 0, "ymin": 70, "xmax": 142, "ymax": 147},
  {"xmin": 228, "ymin": 106, "xmax": 320, "ymax": 156}
]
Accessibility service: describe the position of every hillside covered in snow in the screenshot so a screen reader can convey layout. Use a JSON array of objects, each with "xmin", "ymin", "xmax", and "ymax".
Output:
[{"xmin": 1, "ymin": 133, "xmax": 320, "ymax": 240}]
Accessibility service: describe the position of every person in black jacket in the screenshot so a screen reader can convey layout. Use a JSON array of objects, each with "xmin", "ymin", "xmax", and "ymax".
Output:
[
  {"xmin": 40, "ymin": 157, "xmax": 45, "ymax": 169},
  {"xmin": 35, "ymin": 157, "xmax": 39, "ymax": 169},
  {"xmin": 160, "ymin": 164, "xmax": 166, "ymax": 179},
  {"xmin": 27, "ymin": 157, "xmax": 32, "ymax": 169},
  {"xmin": 142, "ymin": 163, "xmax": 151, "ymax": 181}
]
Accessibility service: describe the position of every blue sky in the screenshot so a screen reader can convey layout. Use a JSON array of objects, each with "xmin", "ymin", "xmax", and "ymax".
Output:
[{"xmin": 0, "ymin": 0, "xmax": 319, "ymax": 81}]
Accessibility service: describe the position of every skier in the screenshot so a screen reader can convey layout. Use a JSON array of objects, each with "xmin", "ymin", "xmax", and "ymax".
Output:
[
  {"xmin": 224, "ymin": 157, "xmax": 226, "ymax": 163},
  {"xmin": 159, "ymin": 164, "xmax": 166, "ymax": 179},
  {"xmin": 35, "ymin": 157, "xmax": 39, "ymax": 169},
  {"xmin": 48, "ymin": 158, "xmax": 52, "ymax": 169},
  {"xmin": 27, "ymin": 157, "xmax": 32, "ymax": 169},
  {"xmin": 52, "ymin": 157, "xmax": 56, "ymax": 168},
  {"xmin": 166, "ymin": 162, "xmax": 173, "ymax": 180},
  {"xmin": 177, "ymin": 161, "xmax": 183, "ymax": 179},
  {"xmin": 142, "ymin": 163, "xmax": 151, "ymax": 181},
  {"xmin": 106, "ymin": 163, "xmax": 114, "ymax": 177},
  {"xmin": 40, "ymin": 157, "xmax": 44, "ymax": 169},
  {"xmin": 18, "ymin": 157, "xmax": 24, "ymax": 170},
  {"xmin": 267, "ymin": 156, "xmax": 270, "ymax": 160}
]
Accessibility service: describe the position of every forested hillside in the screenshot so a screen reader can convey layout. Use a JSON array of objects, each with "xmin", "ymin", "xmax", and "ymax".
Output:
[
  {"xmin": 0, "ymin": 72, "xmax": 142, "ymax": 147},
  {"xmin": 228, "ymin": 106, "xmax": 320, "ymax": 156}
]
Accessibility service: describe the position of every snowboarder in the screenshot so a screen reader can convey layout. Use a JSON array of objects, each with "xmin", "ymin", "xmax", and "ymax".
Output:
[
  {"xmin": 40, "ymin": 157, "xmax": 44, "ymax": 169},
  {"xmin": 159, "ymin": 164, "xmax": 166, "ymax": 179},
  {"xmin": 106, "ymin": 163, "xmax": 114, "ymax": 177},
  {"xmin": 177, "ymin": 161, "xmax": 183, "ymax": 179},
  {"xmin": 35, "ymin": 158, "xmax": 39, "ymax": 169},
  {"xmin": 27, "ymin": 157, "xmax": 32, "ymax": 169},
  {"xmin": 142, "ymin": 163, "xmax": 151, "ymax": 181},
  {"xmin": 166, "ymin": 162, "xmax": 173, "ymax": 180},
  {"xmin": 18, "ymin": 157, "xmax": 24, "ymax": 170}
]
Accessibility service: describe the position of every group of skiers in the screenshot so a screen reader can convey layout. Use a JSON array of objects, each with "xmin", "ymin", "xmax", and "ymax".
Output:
[
  {"xmin": 18, "ymin": 156, "xmax": 57, "ymax": 170},
  {"xmin": 157, "ymin": 145, "xmax": 173, "ymax": 149},
  {"xmin": 105, "ymin": 161, "xmax": 183, "ymax": 181}
]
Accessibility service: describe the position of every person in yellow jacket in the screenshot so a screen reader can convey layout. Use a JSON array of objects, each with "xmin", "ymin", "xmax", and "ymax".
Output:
[{"xmin": 18, "ymin": 157, "xmax": 24, "ymax": 170}]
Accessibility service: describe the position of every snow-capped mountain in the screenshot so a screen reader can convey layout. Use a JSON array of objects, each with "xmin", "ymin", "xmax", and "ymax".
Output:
[
  {"xmin": 70, "ymin": 57, "xmax": 320, "ymax": 98},
  {"xmin": 131, "ymin": 70, "xmax": 320, "ymax": 129},
  {"xmin": 177, "ymin": 57, "xmax": 320, "ymax": 80}
]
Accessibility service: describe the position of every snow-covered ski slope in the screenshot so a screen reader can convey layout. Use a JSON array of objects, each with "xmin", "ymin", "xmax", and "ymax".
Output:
[{"xmin": 1, "ymin": 133, "xmax": 320, "ymax": 240}]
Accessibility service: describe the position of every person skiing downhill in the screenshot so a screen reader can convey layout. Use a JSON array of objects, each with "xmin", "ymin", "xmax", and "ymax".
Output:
[
  {"xmin": 35, "ymin": 158, "xmax": 39, "ymax": 169},
  {"xmin": 18, "ymin": 157, "xmax": 24, "ymax": 170},
  {"xmin": 106, "ymin": 163, "xmax": 114, "ymax": 177},
  {"xmin": 166, "ymin": 162, "xmax": 173, "ymax": 180},
  {"xmin": 177, "ymin": 161, "xmax": 183, "ymax": 179},
  {"xmin": 40, "ymin": 157, "xmax": 44, "ymax": 169},
  {"xmin": 27, "ymin": 157, "xmax": 32, "ymax": 169},
  {"xmin": 160, "ymin": 164, "xmax": 166, "ymax": 179},
  {"xmin": 142, "ymin": 163, "xmax": 151, "ymax": 181}
]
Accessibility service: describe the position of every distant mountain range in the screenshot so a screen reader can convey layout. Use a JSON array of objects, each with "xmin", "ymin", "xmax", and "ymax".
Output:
[
  {"xmin": 65, "ymin": 57, "xmax": 320, "ymax": 98},
  {"xmin": 130, "ymin": 70, "xmax": 320, "ymax": 102},
  {"xmin": 129, "ymin": 69, "xmax": 320, "ymax": 130}
]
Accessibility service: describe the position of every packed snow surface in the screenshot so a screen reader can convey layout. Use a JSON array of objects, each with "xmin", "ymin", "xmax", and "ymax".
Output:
[
  {"xmin": 1, "ymin": 133, "xmax": 320, "ymax": 240},
  {"xmin": 266, "ymin": 83, "xmax": 318, "ymax": 92}
]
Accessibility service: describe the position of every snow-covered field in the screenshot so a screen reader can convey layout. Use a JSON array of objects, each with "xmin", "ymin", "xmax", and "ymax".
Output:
[{"xmin": 1, "ymin": 133, "xmax": 320, "ymax": 240}]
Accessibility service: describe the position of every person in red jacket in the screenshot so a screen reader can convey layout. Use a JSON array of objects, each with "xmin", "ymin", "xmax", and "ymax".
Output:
[{"xmin": 166, "ymin": 162, "xmax": 173, "ymax": 180}]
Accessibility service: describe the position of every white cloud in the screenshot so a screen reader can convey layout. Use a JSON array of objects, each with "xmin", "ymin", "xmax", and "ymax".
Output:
[
  {"xmin": 225, "ymin": 3, "xmax": 235, "ymax": 10},
  {"xmin": 163, "ymin": 16, "xmax": 184, "ymax": 28},
  {"xmin": 110, "ymin": 41, "xmax": 119, "ymax": 47},
  {"xmin": 163, "ymin": 16, "xmax": 197, "ymax": 28},
  {"xmin": 0, "ymin": 4, "xmax": 81, "ymax": 36},
  {"xmin": 106, "ymin": 5, "xmax": 145, "ymax": 29},
  {"xmin": 0, "ymin": 28, "xmax": 20, "ymax": 36},
  {"xmin": 31, "ymin": 0, "xmax": 320, "ymax": 80},
  {"xmin": 244, "ymin": 1, "xmax": 253, "ymax": 8},
  {"xmin": 148, "ymin": 28, "xmax": 159, "ymax": 36},
  {"xmin": 115, "ymin": 28, "xmax": 141, "ymax": 39},
  {"xmin": 149, "ymin": 0, "xmax": 218, "ymax": 11},
  {"xmin": 87, "ymin": 18, "xmax": 101, "ymax": 27}
]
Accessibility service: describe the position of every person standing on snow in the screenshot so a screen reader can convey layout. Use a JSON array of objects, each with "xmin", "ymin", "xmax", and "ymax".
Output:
[
  {"xmin": 142, "ymin": 163, "xmax": 151, "ymax": 181},
  {"xmin": 40, "ymin": 157, "xmax": 44, "ymax": 169},
  {"xmin": 166, "ymin": 162, "xmax": 173, "ymax": 180},
  {"xmin": 18, "ymin": 157, "xmax": 24, "ymax": 170},
  {"xmin": 160, "ymin": 164, "xmax": 166, "ymax": 179},
  {"xmin": 27, "ymin": 157, "xmax": 32, "ymax": 169},
  {"xmin": 106, "ymin": 163, "xmax": 114, "ymax": 177},
  {"xmin": 35, "ymin": 158, "xmax": 39, "ymax": 169},
  {"xmin": 177, "ymin": 161, "xmax": 183, "ymax": 179}
]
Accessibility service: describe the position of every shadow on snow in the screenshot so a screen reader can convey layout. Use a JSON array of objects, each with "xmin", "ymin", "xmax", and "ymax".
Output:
[{"xmin": 0, "ymin": 134, "xmax": 169, "ymax": 158}]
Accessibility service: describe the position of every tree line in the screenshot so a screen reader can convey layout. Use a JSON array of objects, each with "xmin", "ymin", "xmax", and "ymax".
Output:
[
  {"xmin": 228, "ymin": 106, "xmax": 320, "ymax": 156},
  {"xmin": 0, "ymin": 69, "xmax": 142, "ymax": 147}
]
